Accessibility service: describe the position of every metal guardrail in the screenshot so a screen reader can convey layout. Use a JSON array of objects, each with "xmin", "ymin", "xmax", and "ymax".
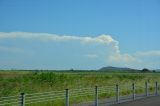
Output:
[{"xmin": 0, "ymin": 81, "xmax": 159, "ymax": 106}]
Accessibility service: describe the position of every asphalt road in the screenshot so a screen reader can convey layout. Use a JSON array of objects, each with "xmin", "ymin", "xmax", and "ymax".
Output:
[{"xmin": 112, "ymin": 96, "xmax": 160, "ymax": 106}]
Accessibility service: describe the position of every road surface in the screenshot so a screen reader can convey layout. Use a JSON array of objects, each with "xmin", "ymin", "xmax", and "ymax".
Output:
[{"xmin": 112, "ymin": 96, "xmax": 160, "ymax": 106}]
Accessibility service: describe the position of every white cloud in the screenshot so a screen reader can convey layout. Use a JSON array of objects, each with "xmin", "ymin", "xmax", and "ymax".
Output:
[
  {"xmin": 0, "ymin": 46, "xmax": 23, "ymax": 53},
  {"xmin": 1, "ymin": 32, "xmax": 160, "ymax": 69},
  {"xmin": 0, "ymin": 32, "xmax": 120, "ymax": 55},
  {"xmin": 135, "ymin": 51, "xmax": 160, "ymax": 57},
  {"xmin": 0, "ymin": 32, "xmax": 117, "ymax": 44},
  {"xmin": 0, "ymin": 32, "xmax": 135, "ymax": 63},
  {"xmin": 109, "ymin": 53, "xmax": 136, "ymax": 62},
  {"xmin": 85, "ymin": 54, "xmax": 98, "ymax": 59}
]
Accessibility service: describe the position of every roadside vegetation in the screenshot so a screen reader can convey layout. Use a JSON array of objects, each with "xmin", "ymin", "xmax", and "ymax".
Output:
[
  {"xmin": 0, "ymin": 70, "xmax": 160, "ymax": 106},
  {"xmin": 0, "ymin": 70, "xmax": 159, "ymax": 97}
]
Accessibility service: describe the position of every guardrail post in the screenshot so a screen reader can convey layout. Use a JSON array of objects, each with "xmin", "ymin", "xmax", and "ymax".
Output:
[
  {"xmin": 95, "ymin": 86, "xmax": 98, "ymax": 106},
  {"xmin": 20, "ymin": 93, "xmax": 25, "ymax": 106},
  {"xmin": 132, "ymin": 82, "xmax": 135, "ymax": 100},
  {"xmin": 65, "ymin": 89, "xmax": 69, "ymax": 106},
  {"xmin": 116, "ymin": 84, "xmax": 119, "ymax": 103},
  {"xmin": 156, "ymin": 81, "xmax": 158, "ymax": 96},
  {"xmin": 145, "ymin": 82, "xmax": 148, "ymax": 96}
]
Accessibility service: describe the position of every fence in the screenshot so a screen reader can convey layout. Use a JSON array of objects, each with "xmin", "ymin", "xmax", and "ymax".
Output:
[{"xmin": 0, "ymin": 81, "xmax": 159, "ymax": 106}]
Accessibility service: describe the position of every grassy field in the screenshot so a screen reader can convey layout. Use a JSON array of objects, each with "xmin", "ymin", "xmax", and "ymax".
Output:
[
  {"xmin": 0, "ymin": 70, "xmax": 160, "ymax": 106},
  {"xmin": 0, "ymin": 70, "xmax": 159, "ymax": 96}
]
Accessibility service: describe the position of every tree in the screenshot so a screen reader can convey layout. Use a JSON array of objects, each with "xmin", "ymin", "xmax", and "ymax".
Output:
[
  {"xmin": 141, "ymin": 68, "xmax": 150, "ymax": 73},
  {"xmin": 152, "ymin": 70, "xmax": 156, "ymax": 73}
]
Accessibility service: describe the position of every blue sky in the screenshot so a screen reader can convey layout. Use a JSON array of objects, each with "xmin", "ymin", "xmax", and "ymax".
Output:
[{"xmin": 0, "ymin": 0, "xmax": 160, "ymax": 70}]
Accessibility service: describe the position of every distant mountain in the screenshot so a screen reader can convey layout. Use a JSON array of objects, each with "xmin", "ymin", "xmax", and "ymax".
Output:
[
  {"xmin": 99, "ymin": 66, "xmax": 139, "ymax": 72},
  {"xmin": 155, "ymin": 69, "xmax": 160, "ymax": 72}
]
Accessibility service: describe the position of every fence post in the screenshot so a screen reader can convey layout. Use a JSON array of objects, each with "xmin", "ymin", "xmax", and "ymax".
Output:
[
  {"xmin": 65, "ymin": 89, "xmax": 69, "ymax": 106},
  {"xmin": 116, "ymin": 84, "xmax": 119, "ymax": 103},
  {"xmin": 95, "ymin": 86, "xmax": 98, "ymax": 106},
  {"xmin": 20, "ymin": 93, "xmax": 25, "ymax": 106},
  {"xmin": 132, "ymin": 82, "xmax": 135, "ymax": 100},
  {"xmin": 145, "ymin": 82, "xmax": 148, "ymax": 96},
  {"xmin": 156, "ymin": 81, "xmax": 158, "ymax": 96}
]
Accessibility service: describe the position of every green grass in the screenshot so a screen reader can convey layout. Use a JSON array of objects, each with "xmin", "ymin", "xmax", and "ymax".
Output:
[{"xmin": 0, "ymin": 70, "xmax": 160, "ymax": 106}]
